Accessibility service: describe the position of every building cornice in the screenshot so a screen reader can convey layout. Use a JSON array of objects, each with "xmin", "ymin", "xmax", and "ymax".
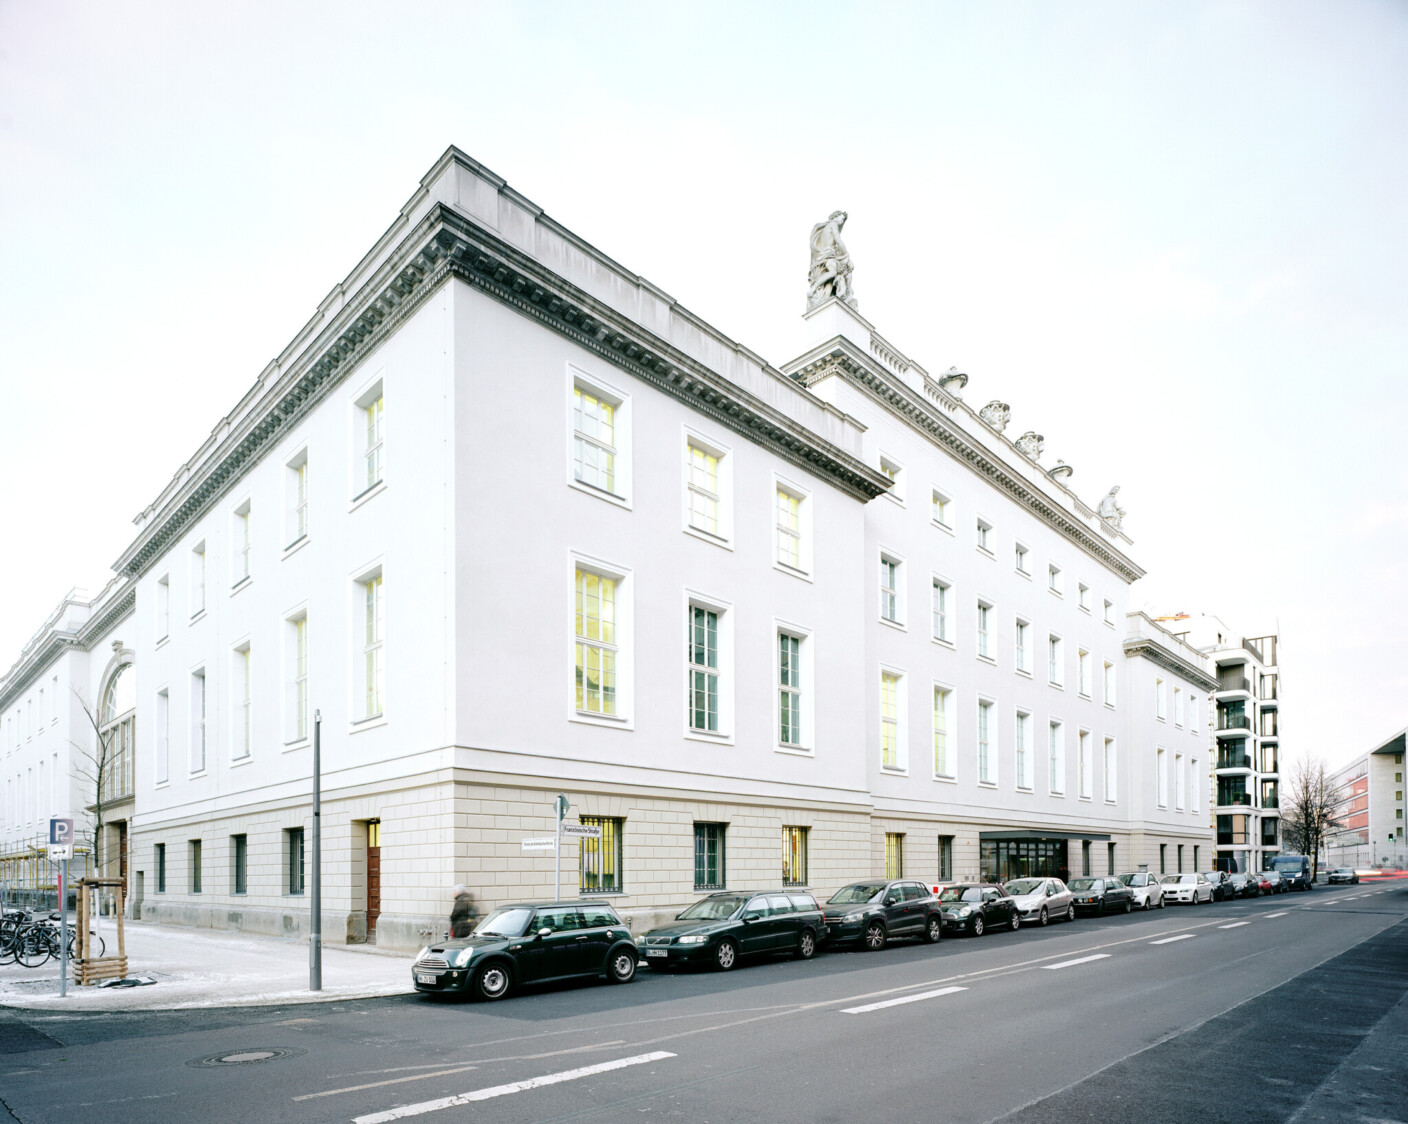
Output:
[
  {"xmin": 1122, "ymin": 637, "xmax": 1218, "ymax": 692},
  {"xmin": 112, "ymin": 206, "xmax": 890, "ymax": 580},
  {"xmin": 0, "ymin": 633, "xmax": 79, "ymax": 713},
  {"xmin": 77, "ymin": 583, "xmax": 136, "ymax": 650},
  {"xmin": 794, "ymin": 345, "xmax": 1146, "ymax": 584}
]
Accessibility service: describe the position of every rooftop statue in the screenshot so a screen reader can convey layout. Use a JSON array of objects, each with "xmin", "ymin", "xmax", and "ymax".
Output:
[
  {"xmin": 807, "ymin": 211, "xmax": 858, "ymax": 311},
  {"xmin": 1015, "ymin": 431, "xmax": 1044, "ymax": 460},
  {"xmin": 1098, "ymin": 485, "xmax": 1127, "ymax": 532},
  {"xmin": 978, "ymin": 400, "xmax": 1011, "ymax": 432}
]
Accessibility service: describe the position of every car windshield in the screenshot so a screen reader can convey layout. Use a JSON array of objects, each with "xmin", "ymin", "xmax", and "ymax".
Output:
[
  {"xmin": 1004, "ymin": 879, "xmax": 1043, "ymax": 896},
  {"xmin": 828, "ymin": 883, "xmax": 886, "ymax": 904},
  {"xmin": 1117, "ymin": 874, "xmax": 1142, "ymax": 886},
  {"xmin": 1068, "ymin": 878, "xmax": 1098, "ymax": 891},
  {"xmin": 473, "ymin": 907, "xmax": 533, "ymax": 937},
  {"xmin": 939, "ymin": 886, "xmax": 984, "ymax": 903},
  {"xmin": 1269, "ymin": 858, "xmax": 1302, "ymax": 872},
  {"xmin": 677, "ymin": 895, "xmax": 747, "ymax": 921}
]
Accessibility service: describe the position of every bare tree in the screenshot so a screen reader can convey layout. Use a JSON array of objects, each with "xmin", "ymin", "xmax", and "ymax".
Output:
[
  {"xmin": 71, "ymin": 688, "xmax": 116, "ymax": 877},
  {"xmin": 1281, "ymin": 757, "xmax": 1343, "ymax": 879}
]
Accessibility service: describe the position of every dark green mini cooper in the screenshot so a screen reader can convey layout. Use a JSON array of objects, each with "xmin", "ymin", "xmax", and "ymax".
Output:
[{"xmin": 411, "ymin": 901, "xmax": 638, "ymax": 1001}]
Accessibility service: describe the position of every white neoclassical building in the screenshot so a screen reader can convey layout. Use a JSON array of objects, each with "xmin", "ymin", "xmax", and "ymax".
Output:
[{"xmin": 1, "ymin": 147, "xmax": 1214, "ymax": 945}]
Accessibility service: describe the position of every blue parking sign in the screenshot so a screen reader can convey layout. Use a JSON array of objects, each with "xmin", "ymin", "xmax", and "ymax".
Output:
[{"xmin": 49, "ymin": 817, "xmax": 74, "ymax": 846}]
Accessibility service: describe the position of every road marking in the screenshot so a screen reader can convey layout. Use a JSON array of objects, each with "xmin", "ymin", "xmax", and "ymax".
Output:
[
  {"xmin": 350, "ymin": 1052, "xmax": 677, "ymax": 1124},
  {"xmin": 1150, "ymin": 934, "xmax": 1195, "ymax": 945},
  {"xmin": 1218, "ymin": 922, "xmax": 1250, "ymax": 929},
  {"xmin": 1265, "ymin": 911, "xmax": 1287, "ymax": 918},
  {"xmin": 296, "ymin": 1066, "xmax": 481, "ymax": 1101},
  {"xmin": 1042, "ymin": 954, "xmax": 1112, "ymax": 970},
  {"xmin": 841, "ymin": 986, "xmax": 967, "ymax": 1014}
]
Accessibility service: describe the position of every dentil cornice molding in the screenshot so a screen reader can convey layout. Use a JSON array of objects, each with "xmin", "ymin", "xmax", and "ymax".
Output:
[{"xmin": 1122, "ymin": 637, "xmax": 1218, "ymax": 693}]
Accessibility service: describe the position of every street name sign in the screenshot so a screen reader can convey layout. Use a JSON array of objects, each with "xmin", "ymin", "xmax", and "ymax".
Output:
[
  {"xmin": 560, "ymin": 823, "xmax": 602, "ymax": 839},
  {"xmin": 521, "ymin": 837, "xmax": 557, "ymax": 852}
]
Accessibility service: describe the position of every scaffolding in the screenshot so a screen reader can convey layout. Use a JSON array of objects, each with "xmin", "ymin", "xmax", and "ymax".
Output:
[{"xmin": 0, "ymin": 836, "xmax": 94, "ymax": 910}]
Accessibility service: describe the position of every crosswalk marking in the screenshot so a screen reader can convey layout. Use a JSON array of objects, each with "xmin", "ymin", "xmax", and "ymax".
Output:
[
  {"xmin": 1042, "ymin": 954, "xmax": 1112, "ymax": 970},
  {"xmin": 842, "ymin": 986, "xmax": 968, "ymax": 1014},
  {"xmin": 1150, "ymin": 934, "xmax": 1195, "ymax": 945}
]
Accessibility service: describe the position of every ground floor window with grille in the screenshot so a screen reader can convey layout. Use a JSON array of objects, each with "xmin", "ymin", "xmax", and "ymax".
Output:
[
  {"xmin": 189, "ymin": 839, "xmax": 202, "ymax": 894},
  {"xmin": 1108, "ymin": 842, "xmax": 1117, "ymax": 874},
  {"xmin": 885, "ymin": 832, "xmax": 904, "ymax": 878},
  {"xmin": 580, "ymin": 816, "xmax": 623, "ymax": 893},
  {"xmin": 694, "ymin": 823, "xmax": 726, "ymax": 890},
  {"xmin": 232, "ymin": 834, "xmax": 247, "ymax": 895},
  {"xmin": 782, "ymin": 826, "xmax": 808, "ymax": 885},
  {"xmin": 155, "ymin": 842, "xmax": 166, "ymax": 893},
  {"xmin": 938, "ymin": 835, "xmax": 953, "ymax": 881},
  {"xmin": 287, "ymin": 827, "xmax": 305, "ymax": 895}
]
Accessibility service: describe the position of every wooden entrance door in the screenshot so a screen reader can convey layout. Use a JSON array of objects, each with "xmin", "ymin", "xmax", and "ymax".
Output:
[
  {"xmin": 118, "ymin": 821, "xmax": 129, "ymax": 892},
  {"xmin": 366, "ymin": 820, "xmax": 381, "ymax": 942}
]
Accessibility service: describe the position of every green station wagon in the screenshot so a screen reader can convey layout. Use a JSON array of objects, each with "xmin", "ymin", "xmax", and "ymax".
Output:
[
  {"xmin": 638, "ymin": 890, "xmax": 825, "ymax": 970},
  {"xmin": 411, "ymin": 901, "xmax": 638, "ymax": 1001}
]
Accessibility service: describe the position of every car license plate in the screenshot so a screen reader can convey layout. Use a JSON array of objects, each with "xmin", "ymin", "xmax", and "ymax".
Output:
[
  {"xmin": 416, "ymin": 973, "xmax": 437, "ymax": 984},
  {"xmin": 645, "ymin": 949, "xmax": 667, "ymax": 958}
]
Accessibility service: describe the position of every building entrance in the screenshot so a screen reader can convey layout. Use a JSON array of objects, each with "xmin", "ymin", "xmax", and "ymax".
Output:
[
  {"xmin": 981, "ymin": 839, "xmax": 1069, "ymax": 882},
  {"xmin": 366, "ymin": 819, "xmax": 381, "ymax": 943}
]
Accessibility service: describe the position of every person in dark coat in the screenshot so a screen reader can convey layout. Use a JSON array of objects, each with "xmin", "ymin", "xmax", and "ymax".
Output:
[{"xmin": 449, "ymin": 885, "xmax": 478, "ymax": 938}]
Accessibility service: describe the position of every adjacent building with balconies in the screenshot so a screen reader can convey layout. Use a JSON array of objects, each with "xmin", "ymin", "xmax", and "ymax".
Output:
[{"xmin": 1327, "ymin": 729, "xmax": 1407, "ymax": 869}]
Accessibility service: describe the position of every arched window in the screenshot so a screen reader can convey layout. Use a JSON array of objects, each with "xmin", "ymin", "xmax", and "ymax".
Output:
[{"xmin": 100, "ymin": 664, "xmax": 136, "ymax": 801}]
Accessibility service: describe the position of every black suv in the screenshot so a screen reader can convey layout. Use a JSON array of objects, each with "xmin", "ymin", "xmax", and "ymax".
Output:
[
  {"xmin": 639, "ymin": 890, "xmax": 825, "ymax": 970},
  {"xmin": 412, "ymin": 901, "xmax": 637, "ymax": 1001},
  {"xmin": 822, "ymin": 879, "xmax": 943, "ymax": 949}
]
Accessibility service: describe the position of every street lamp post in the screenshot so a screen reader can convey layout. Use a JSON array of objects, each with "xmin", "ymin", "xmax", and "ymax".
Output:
[{"xmin": 310, "ymin": 709, "xmax": 322, "ymax": 991}]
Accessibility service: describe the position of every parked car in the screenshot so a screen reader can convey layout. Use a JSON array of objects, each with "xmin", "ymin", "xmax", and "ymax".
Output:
[
  {"xmin": 1202, "ymin": 871, "xmax": 1236, "ymax": 902},
  {"xmin": 937, "ymin": 884, "xmax": 1020, "ymax": 936},
  {"xmin": 822, "ymin": 880, "xmax": 943, "ymax": 949},
  {"xmin": 1116, "ymin": 871, "xmax": 1165, "ymax": 910},
  {"xmin": 1002, "ymin": 877, "xmax": 1076, "ymax": 925},
  {"xmin": 412, "ymin": 901, "xmax": 638, "ymax": 1000},
  {"xmin": 1160, "ymin": 873, "xmax": 1213, "ymax": 904},
  {"xmin": 1226, "ymin": 872, "xmax": 1257, "ymax": 898},
  {"xmin": 1068, "ymin": 876, "xmax": 1135, "ymax": 915},
  {"xmin": 1246, "ymin": 871, "xmax": 1273, "ymax": 896},
  {"xmin": 1269, "ymin": 854, "xmax": 1315, "ymax": 891},
  {"xmin": 1262, "ymin": 871, "xmax": 1289, "ymax": 894},
  {"xmin": 1327, "ymin": 867, "xmax": 1360, "ymax": 885},
  {"xmin": 638, "ymin": 890, "xmax": 825, "ymax": 970}
]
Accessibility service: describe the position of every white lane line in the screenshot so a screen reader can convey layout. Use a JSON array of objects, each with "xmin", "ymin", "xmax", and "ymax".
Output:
[
  {"xmin": 350, "ymin": 1052, "xmax": 677, "ymax": 1124},
  {"xmin": 1042, "ymin": 954, "xmax": 1112, "ymax": 970},
  {"xmin": 1265, "ymin": 911, "xmax": 1287, "ymax": 918},
  {"xmin": 1218, "ymin": 921, "xmax": 1250, "ymax": 929},
  {"xmin": 1150, "ymin": 934, "xmax": 1196, "ymax": 945},
  {"xmin": 841, "ymin": 986, "xmax": 968, "ymax": 1014}
]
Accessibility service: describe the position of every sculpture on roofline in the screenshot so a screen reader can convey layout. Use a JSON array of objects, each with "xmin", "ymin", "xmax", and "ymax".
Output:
[
  {"xmin": 807, "ymin": 211, "xmax": 858, "ymax": 311},
  {"xmin": 1015, "ymin": 431, "xmax": 1044, "ymax": 460},
  {"xmin": 978, "ymin": 400, "xmax": 1011, "ymax": 432},
  {"xmin": 1098, "ymin": 485, "xmax": 1127, "ymax": 532}
]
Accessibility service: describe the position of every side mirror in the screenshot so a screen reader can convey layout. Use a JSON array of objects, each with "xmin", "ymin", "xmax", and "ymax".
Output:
[
  {"xmin": 537, "ymin": 927, "xmax": 552, "ymax": 939},
  {"xmin": 742, "ymin": 912, "xmax": 761, "ymax": 923},
  {"xmin": 884, "ymin": 897, "xmax": 898, "ymax": 906}
]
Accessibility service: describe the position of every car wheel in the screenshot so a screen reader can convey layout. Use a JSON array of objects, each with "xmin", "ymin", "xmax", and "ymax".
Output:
[
  {"xmin": 796, "ymin": 930, "xmax": 817, "ymax": 960},
  {"xmin": 607, "ymin": 949, "xmax": 637, "ymax": 984},
  {"xmin": 1066, "ymin": 904, "xmax": 1076, "ymax": 922},
  {"xmin": 1098, "ymin": 901, "xmax": 1107, "ymax": 916},
  {"xmin": 1159, "ymin": 895, "xmax": 1166, "ymax": 909},
  {"xmin": 923, "ymin": 915, "xmax": 943, "ymax": 944},
  {"xmin": 1039, "ymin": 907, "xmax": 1049, "ymax": 927},
  {"xmin": 1124, "ymin": 900, "xmax": 1133, "ymax": 914},
  {"xmin": 714, "ymin": 939, "xmax": 738, "ymax": 971},
  {"xmin": 473, "ymin": 962, "xmax": 512, "ymax": 1002},
  {"xmin": 864, "ymin": 921, "xmax": 887, "ymax": 951},
  {"xmin": 1010, "ymin": 911, "xmax": 1021, "ymax": 932},
  {"xmin": 971, "ymin": 915, "xmax": 985, "ymax": 938}
]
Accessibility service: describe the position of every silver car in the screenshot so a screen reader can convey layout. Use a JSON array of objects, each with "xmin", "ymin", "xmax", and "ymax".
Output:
[
  {"xmin": 1117, "ymin": 871, "xmax": 1166, "ymax": 910},
  {"xmin": 1160, "ymin": 872, "xmax": 1213, "ymax": 904},
  {"xmin": 1001, "ymin": 877, "xmax": 1076, "ymax": 926}
]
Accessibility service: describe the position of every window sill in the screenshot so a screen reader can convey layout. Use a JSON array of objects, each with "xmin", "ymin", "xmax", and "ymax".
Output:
[
  {"xmin": 349, "ymin": 479, "xmax": 387, "ymax": 513},
  {"xmin": 881, "ymin": 492, "xmax": 905, "ymax": 508},
  {"xmin": 776, "ymin": 744, "xmax": 813, "ymax": 757},
  {"xmin": 1015, "ymin": 668, "xmax": 1032, "ymax": 679},
  {"xmin": 1049, "ymin": 589, "xmax": 1064, "ymax": 599},
  {"xmin": 1079, "ymin": 692, "xmax": 1091, "ymax": 701},
  {"xmin": 684, "ymin": 729, "xmax": 734, "ymax": 747},
  {"xmin": 155, "ymin": 634, "xmax": 170, "ymax": 650},
  {"xmin": 283, "ymin": 535, "xmax": 311, "ymax": 561},
  {"xmin": 880, "ymin": 766, "xmax": 908, "ymax": 776},
  {"xmin": 570, "ymin": 711, "xmax": 634, "ymax": 732},
  {"xmin": 189, "ymin": 770, "xmax": 207, "ymax": 780},
  {"xmin": 773, "ymin": 560, "xmax": 813, "ymax": 583},
  {"xmin": 683, "ymin": 524, "xmax": 734, "ymax": 552},
  {"xmin": 1104, "ymin": 619, "xmax": 1116, "ymax": 629},
  {"xmin": 283, "ymin": 738, "xmax": 310, "ymax": 752},
  {"xmin": 932, "ymin": 773, "xmax": 957, "ymax": 783},
  {"xmin": 350, "ymin": 714, "xmax": 388, "ymax": 734},
  {"xmin": 931, "ymin": 520, "xmax": 954, "ymax": 536},
  {"xmin": 154, "ymin": 781, "xmax": 170, "ymax": 790},
  {"xmin": 977, "ymin": 654, "xmax": 996, "ymax": 665},
  {"xmin": 1105, "ymin": 702, "xmax": 1116, "ymax": 710},
  {"xmin": 230, "ymin": 577, "xmax": 252, "ymax": 597},
  {"xmin": 229, "ymin": 755, "xmax": 254, "ymax": 768},
  {"xmin": 1049, "ymin": 682, "xmax": 1065, "ymax": 691},
  {"xmin": 976, "ymin": 546, "xmax": 995, "ymax": 559},
  {"xmin": 578, "ymin": 889, "xmax": 624, "ymax": 897},
  {"xmin": 932, "ymin": 636, "xmax": 955, "ymax": 650},
  {"xmin": 977, "ymin": 780, "xmax": 997, "ymax": 788},
  {"xmin": 569, "ymin": 477, "xmax": 631, "ymax": 510},
  {"xmin": 189, "ymin": 609, "xmax": 208, "ymax": 626},
  {"xmin": 1016, "ymin": 785, "xmax": 1033, "ymax": 793},
  {"xmin": 1078, "ymin": 795, "xmax": 1092, "ymax": 802},
  {"xmin": 1015, "ymin": 568, "xmax": 1032, "ymax": 581},
  {"xmin": 1079, "ymin": 605, "xmax": 1092, "ymax": 615},
  {"xmin": 878, "ymin": 616, "xmax": 907, "ymax": 633}
]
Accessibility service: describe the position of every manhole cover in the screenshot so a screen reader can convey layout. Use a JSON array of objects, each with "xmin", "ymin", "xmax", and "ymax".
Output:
[{"xmin": 187, "ymin": 1046, "xmax": 306, "ymax": 1068}]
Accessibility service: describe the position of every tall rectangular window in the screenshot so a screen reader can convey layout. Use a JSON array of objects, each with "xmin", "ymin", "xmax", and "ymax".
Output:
[
  {"xmin": 1078, "ymin": 650, "xmax": 1091, "ymax": 696},
  {"xmin": 977, "ymin": 699, "xmax": 993, "ymax": 784},
  {"xmin": 190, "ymin": 839, "xmax": 203, "ymax": 894},
  {"xmin": 1108, "ymin": 842, "xmax": 1117, "ymax": 874},
  {"xmin": 1104, "ymin": 737, "xmax": 1117, "ymax": 802},
  {"xmin": 287, "ymin": 827, "xmax": 305, "ymax": 894},
  {"xmin": 686, "ymin": 441, "xmax": 720, "ymax": 535},
  {"xmin": 155, "ymin": 843, "xmax": 166, "ymax": 893},
  {"xmin": 937, "ymin": 835, "xmax": 953, "ymax": 881},
  {"xmin": 1082, "ymin": 840, "xmax": 1092, "ymax": 877},
  {"xmin": 933, "ymin": 686, "xmax": 953, "ymax": 778},
  {"xmin": 1079, "ymin": 731, "xmax": 1092, "ymax": 798},
  {"xmin": 880, "ymin": 557, "xmax": 900, "ymax": 623},
  {"xmin": 880, "ymin": 671, "xmax": 901, "ymax": 769},
  {"xmin": 190, "ymin": 541, "xmax": 206, "ymax": 617},
  {"xmin": 575, "ymin": 570, "xmax": 617, "ymax": 716},
  {"xmin": 1049, "ymin": 721, "xmax": 1065, "ymax": 795},
  {"xmin": 1014, "ymin": 544, "xmax": 1030, "ymax": 574},
  {"xmin": 156, "ymin": 575, "xmax": 170, "ymax": 641},
  {"xmin": 1175, "ymin": 752, "xmax": 1186, "ymax": 810},
  {"xmin": 1191, "ymin": 758, "xmax": 1201, "ymax": 813},
  {"xmin": 776, "ymin": 487, "xmax": 801, "ymax": 569},
  {"xmin": 580, "ymin": 816, "xmax": 623, "ymax": 892},
  {"xmin": 233, "ymin": 834, "xmax": 248, "ymax": 895},
  {"xmin": 976, "ymin": 518, "xmax": 991, "ymax": 552},
  {"xmin": 688, "ymin": 606, "xmax": 719, "ymax": 733},
  {"xmin": 190, "ymin": 669, "xmax": 206, "ymax": 773},
  {"xmin": 362, "ymin": 574, "xmax": 384, "ymax": 719},
  {"xmin": 363, "ymin": 393, "xmax": 384, "ymax": 492},
  {"xmin": 1015, "ymin": 619, "xmax": 1030, "ymax": 673},
  {"xmin": 1048, "ymin": 635, "xmax": 1063, "ymax": 686},
  {"xmin": 1103, "ymin": 598, "xmax": 1114, "ymax": 625},
  {"xmin": 287, "ymin": 615, "xmax": 309, "ymax": 742},
  {"xmin": 885, "ymin": 833, "xmax": 904, "ymax": 878},
  {"xmin": 1174, "ymin": 687, "xmax": 1184, "ymax": 727},
  {"xmin": 977, "ymin": 602, "xmax": 991, "ymax": 658},
  {"xmin": 155, "ymin": 689, "xmax": 169, "ymax": 786},
  {"xmin": 1078, "ymin": 583, "xmax": 1090, "ymax": 610},
  {"xmin": 287, "ymin": 452, "xmax": 309, "ymax": 546},
  {"xmin": 1155, "ymin": 677, "xmax": 1167, "ymax": 720},
  {"xmin": 1048, "ymin": 564, "xmax": 1062, "ymax": 594},
  {"xmin": 1103, "ymin": 660, "xmax": 1115, "ymax": 706},
  {"xmin": 233, "ymin": 501, "xmax": 251, "ymax": 585},
  {"xmin": 1160, "ymin": 843, "xmax": 1167, "ymax": 874},
  {"xmin": 694, "ymin": 823, "xmax": 726, "ymax": 890},
  {"xmin": 932, "ymin": 580, "xmax": 950, "ymax": 642},
  {"xmin": 573, "ymin": 386, "xmax": 617, "ymax": 493},
  {"xmin": 778, "ymin": 633, "xmax": 802, "ymax": 747},
  {"xmin": 233, "ymin": 645, "xmax": 252, "ymax": 760},
  {"xmin": 782, "ymin": 826, "xmax": 808, "ymax": 885},
  {"xmin": 932, "ymin": 489, "xmax": 951, "ymax": 528},
  {"xmin": 1157, "ymin": 747, "xmax": 1168, "ymax": 807},
  {"xmin": 1177, "ymin": 844, "xmax": 1184, "ymax": 873},
  {"xmin": 1015, "ymin": 711, "xmax": 1031, "ymax": 789}
]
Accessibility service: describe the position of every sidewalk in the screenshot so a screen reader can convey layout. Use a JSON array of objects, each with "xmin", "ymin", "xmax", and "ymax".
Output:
[{"xmin": 0, "ymin": 918, "xmax": 414, "ymax": 1011}]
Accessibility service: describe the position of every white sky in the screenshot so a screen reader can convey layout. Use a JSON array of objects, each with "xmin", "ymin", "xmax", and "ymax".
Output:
[{"xmin": 1, "ymin": 1, "xmax": 1404, "ymax": 770}]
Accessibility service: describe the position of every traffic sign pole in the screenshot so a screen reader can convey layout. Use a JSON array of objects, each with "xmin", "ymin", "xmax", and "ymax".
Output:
[
  {"xmin": 310, "ymin": 710, "xmax": 322, "ymax": 992},
  {"xmin": 59, "ymin": 856, "xmax": 68, "ymax": 998},
  {"xmin": 553, "ymin": 795, "xmax": 569, "ymax": 902}
]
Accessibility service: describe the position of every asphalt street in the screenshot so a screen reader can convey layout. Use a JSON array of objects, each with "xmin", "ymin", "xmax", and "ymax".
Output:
[{"xmin": 2, "ymin": 881, "xmax": 1405, "ymax": 1124}]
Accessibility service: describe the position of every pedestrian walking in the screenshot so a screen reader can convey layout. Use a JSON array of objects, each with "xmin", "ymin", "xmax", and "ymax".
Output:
[{"xmin": 449, "ymin": 885, "xmax": 478, "ymax": 938}]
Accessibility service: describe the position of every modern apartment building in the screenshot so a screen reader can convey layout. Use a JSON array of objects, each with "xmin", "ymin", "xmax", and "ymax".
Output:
[
  {"xmin": 1, "ymin": 147, "xmax": 1214, "ymax": 945},
  {"xmin": 1327, "ymin": 729, "xmax": 1407, "ymax": 869}
]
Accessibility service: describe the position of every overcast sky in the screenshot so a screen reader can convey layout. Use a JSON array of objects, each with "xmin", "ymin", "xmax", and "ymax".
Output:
[{"xmin": 2, "ymin": 1, "xmax": 1404, "ymax": 770}]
